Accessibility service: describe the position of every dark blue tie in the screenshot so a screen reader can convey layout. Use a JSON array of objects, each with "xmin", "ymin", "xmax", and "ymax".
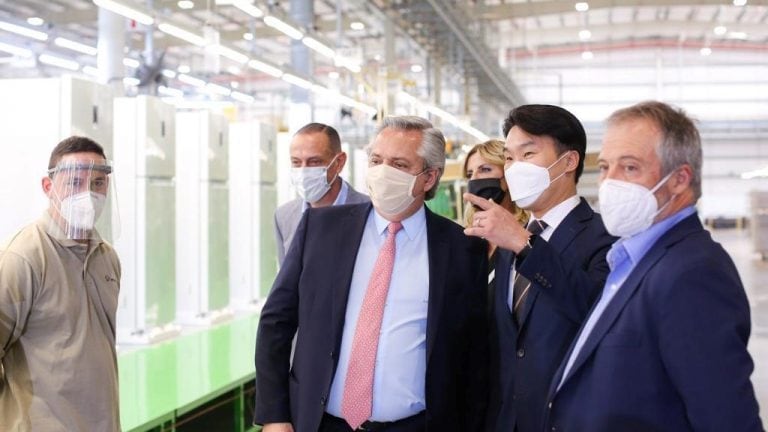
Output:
[{"xmin": 512, "ymin": 219, "xmax": 548, "ymax": 322}]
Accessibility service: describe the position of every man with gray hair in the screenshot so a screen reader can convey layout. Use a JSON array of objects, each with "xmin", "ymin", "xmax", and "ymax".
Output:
[
  {"xmin": 544, "ymin": 101, "xmax": 763, "ymax": 431},
  {"xmin": 254, "ymin": 116, "xmax": 488, "ymax": 432}
]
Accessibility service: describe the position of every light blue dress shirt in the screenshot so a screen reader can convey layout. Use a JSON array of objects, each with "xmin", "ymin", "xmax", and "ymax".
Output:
[
  {"xmin": 301, "ymin": 178, "xmax": 349, "ymax": 211},
  {"xmin": 558, "ymin": 206, "xmax": 696, "ymax": 390},
  {"xmin": 326, "ymin": 206, "xmax": 429, "ymax": 421}
]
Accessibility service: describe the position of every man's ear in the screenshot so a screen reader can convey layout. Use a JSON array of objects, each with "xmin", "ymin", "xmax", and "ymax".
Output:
[
  {"xmin": 669, "ymin": 164, "xmax": 693, "ymax": 194},
  {"xmin": 335, "ymin": 152, "xmax": 348, "ymax": 172},
  {"xmin": 42, "ymin": 176, "xmax": 53, "ymax": 197},
  {"xmin": 564, "ymin": 151, "xmax": 580, "ymax": 174},
  {"xmin": 422, "ymin": 168, "xmax": 440, "ymax": 194}
]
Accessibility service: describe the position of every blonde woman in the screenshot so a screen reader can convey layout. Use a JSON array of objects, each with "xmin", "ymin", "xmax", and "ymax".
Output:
[
  {"xmin": 463, "ymin": 139, "xmax": 528, "ymax": 323},
  {"xmin": 463, "ymin": 139, "xmax": 528, "ymax": 244}
]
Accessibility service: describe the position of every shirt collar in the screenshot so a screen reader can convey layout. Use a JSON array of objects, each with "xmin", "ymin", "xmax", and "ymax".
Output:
[
  {"xmin": 372, "ymin": 205, "xmax": 426, "ymax": 241},
  {"xmin": 609, "ymin": 205, "xmax": 696, "ymax": 269},
  {"xmin": 334, "ymin": 179, "xmax": 349, "ymax": 206},
  {"xmin": 536, "ymin": 194, "xmax": 580, "ymax": 231}
]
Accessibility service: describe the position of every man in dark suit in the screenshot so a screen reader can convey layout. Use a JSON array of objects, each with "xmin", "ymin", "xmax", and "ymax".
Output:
[
  {"xmin": 465, "ymin": 105, "xmax": 616, "ymax": 432},
  {"xmin": 545, "ymin": 101, "xmax": 763, "ymax": 431},
  {"xmin": 255, "ymin": 116, "xmax": 487, "ymax": 432},
  {"xmin": 274, "ymin": 123, "xmax": 369, "ymax": 264}
]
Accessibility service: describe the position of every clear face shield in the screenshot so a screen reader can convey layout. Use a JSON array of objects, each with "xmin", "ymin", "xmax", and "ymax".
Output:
[{"xmin": 46, "ymin": 158, "xmax": 120, "ymax": 241}]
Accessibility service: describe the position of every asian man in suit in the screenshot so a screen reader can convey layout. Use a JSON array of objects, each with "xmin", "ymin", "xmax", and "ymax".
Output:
[
  {"xmin": 465, "ymin": 105, "xmax": 616, "ymax": 432},
  {"xmin": 274, "ymin": 123, "xmax": 369, "ymax": 264},
  {"xmin": 255, "ymin": 115, "xmax": 487, "ymax": 432},
  {"xmin": 545, "ymin": 101, "xmax": 763, "ymax": 431}
]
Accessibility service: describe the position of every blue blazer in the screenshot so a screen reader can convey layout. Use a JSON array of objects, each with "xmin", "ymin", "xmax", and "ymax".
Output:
[
  {"xmin": 488, "ymin": 197, "xmax": 616, "ymax": 432},
  {"xmin": 254, "ymin": 203, "xmax": 488, "ymax": 432},
  {"xmin": 545, "ymin": 214, "xmax": 763, "ymax": 432}
]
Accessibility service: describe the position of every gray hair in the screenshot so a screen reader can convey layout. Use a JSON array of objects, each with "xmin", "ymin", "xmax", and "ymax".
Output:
[
  {"xmin": 371, "ymin": 115, "xmax": 446, "ymax": 200},
  {"xmin": 607, "ymin": 101, "xmax": 702, "ymax": 200}
]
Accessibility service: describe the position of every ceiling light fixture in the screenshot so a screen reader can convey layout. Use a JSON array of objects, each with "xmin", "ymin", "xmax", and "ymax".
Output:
[
  {"xmin": 26, "ymin": 17, "xmax": 44, "ymax": 26},
  {"xmin": 92, "ymin": 0, "xmax": 154, "ymax": 26},
  {"xmin": 209, "ymin": 44, "xmax": 249, "ymax": 64},
  {"xmin": 714, "ymin": 25, "xmax": 727, "ymax": 36},
  {"xmin": 158, "ymin": 85, "xmax": 184, "ymax": 98},
  {"xmin": 38, "ymin": 53, "xmax": 80, "ymax": 71},
  {"xmin": 335, "ymin": 56, "xmax": 361, "ymax": 73},
  {"xmin": 177, "ymin": 73, "xmax": 207, "ymax": 87},
  {"xmin": 579, "ymin": 29, "xmax": 592, "ymax": 40},
  {"xmin": 263, "ymin": 16, "xmax": 304, "ymax": 40},
  {"xmin": 177, "ymin": 0, "xmax": 194, "ymax": 9},
  {"xmin": 281, "ymin": 73, "xmax": 313, "ymax": 89},
  {"xmin": 700, "ymin": 47, "xmax": 712, "ymax": 56},
  {"xmin": 0, "ymin": 20, "xmax": 49, "ymax": 41},
  {"xmin": 123, "ymin": 77, "xmax": 140, "ymax": 86},
  {"xmin": 54, "ymin": 37, "xmax": 98, "ymax": 56},
  {"xmin": 82, "ymin": 65, "xmax": 99, "ymax": 76},
  {"xmin": 328, "ymin": 71, "xmax": 340, "ymax": 79},
  {"xmin": 581, "ymin": 50, "xmax": 594, "ymax": 60},
  {"xmin": 123, "ymin": 57, "xmax": 140, "ymax": 68},
  {"xmin": 733, "ymin": 0, "xmax": 747, "ymax": 6},
  {"xmin": 410, "ymin": 64, "xmax": 423, "ymax": 73},
  {"xmin": 232, "ymin": 0, "xmax": 264, "ymax": 18},
  {"xmin": 728, "ymin": 31, "xmax": 748, "ymax": 40},
  {"xmin": 398, "ymin": 91, "xmax": 488, "ymax": 141},
  {"xmin": 0, "ymin": 41, "xmax": 34, "ymax": 57},
  {"xmin": 231, "ymin": 91, "xmax": 255, "ymax": 103},
  {"xmin": 575, "ymin": 2, "xmax": 589, "ymax": 12},
  {"xmin": 247, "ymin": 59, "xmax": 283, "ymax": 78},
  {"xmin": 302, "ymin": 37, "xmax": 336, "ymax": 59},
  {"xmin": 311, "ymin": 84, "xmax": 332, "ymax": 95},
  {"xmin": 243, "ymin": 32, "xmax": 253, "ymax": 41},
  {"xmin": 158, "ymin": 22, "xmax": 206, "ymax": 46},
  {"xmin": 178, "ymin": 65, "xmax": 191, "ymax": 73},
  {"xmin": 205, "ymin": 82, "xmax": 232, "ymax": 96},
  {"xmin": 350, "ymin": 21, "xmax": 365, "ymax": 31}
]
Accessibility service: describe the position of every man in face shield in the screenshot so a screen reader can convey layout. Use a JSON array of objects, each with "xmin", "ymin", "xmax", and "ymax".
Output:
[{"xmin": 0, "ymin": 136, "xmax": 121, "ymax": 432}]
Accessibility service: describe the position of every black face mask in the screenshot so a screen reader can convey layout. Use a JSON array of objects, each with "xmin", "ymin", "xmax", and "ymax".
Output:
[{"xmin": 467, "ymin": 177, "xmax": 506, "ymax": 204}]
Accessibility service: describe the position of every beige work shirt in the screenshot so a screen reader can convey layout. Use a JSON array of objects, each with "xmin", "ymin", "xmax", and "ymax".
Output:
[{"xmin": 0, "ymin": 213, "xmax": 121, "ymax": 432}]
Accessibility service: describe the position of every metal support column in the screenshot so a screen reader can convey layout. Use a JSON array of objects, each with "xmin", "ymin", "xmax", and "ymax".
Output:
[
  {"xmin": 96, "ymin": 7, "xmax": 126, "ymax": 94},
  {"xmin": 384, "ymin": 19, "xmax": 396, "ymax": 119},
  {"xmin": 288, "ymin": 0, "xmax": 313, "ymax": 130}
]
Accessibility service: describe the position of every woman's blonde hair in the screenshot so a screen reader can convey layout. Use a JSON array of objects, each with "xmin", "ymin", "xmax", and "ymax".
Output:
[{"xmin": 463, "ymin": 139, "xmax": 529, "ymax": 228}]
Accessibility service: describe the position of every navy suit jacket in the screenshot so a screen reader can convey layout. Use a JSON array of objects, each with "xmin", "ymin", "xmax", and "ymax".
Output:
[
  {"xmin": 254, "ymin": 203, "xmax": 488, "ymax": 432},
  {"xmin": 545, "ymin": 213, "xmax": 763, "ymax": 432},
  {"xmin": 488, "ymin": 197, "xmax": 616, "ymax": 432}
]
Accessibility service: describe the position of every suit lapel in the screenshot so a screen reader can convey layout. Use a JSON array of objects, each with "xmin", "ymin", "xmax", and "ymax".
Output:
[
  {"xmin": 426, "ymin": 208, "xmax": 449, "ymax": 364},
  {"xmin": 494, "ymin": 249, "xmax": 519, "ymax": 332},
  {"xmin": 556, "ymin": 214, "xmax": 703, "ymax": 390},
  {"xmin": 516, "ymin": 199, "xmax": 592, "ymax": 331},
  {"xmin": 331, "ymin": 203, "xmax": 373, "ymax": 346}
]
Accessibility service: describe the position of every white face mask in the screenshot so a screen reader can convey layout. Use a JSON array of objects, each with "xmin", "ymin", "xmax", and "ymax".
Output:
[
  {"xmin": 290, "ymin": 154, "xmax": 339, "ymax": 203},
  {"xmin": 59, "ymin": 191, "xmax": 107, "ymax": 231},
  {"xmin": 598, "ymin": 172, "xmax": 675, "ymax": 238},
  {"xmin": 504, "ymin": 152, "xmax": 569, "ymax": 209},
  {"xmin": 366, "ymin": 164, "xmax": 423, "ymax": 218}
]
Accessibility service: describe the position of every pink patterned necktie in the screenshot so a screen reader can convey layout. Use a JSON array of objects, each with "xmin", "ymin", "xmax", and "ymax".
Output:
[{"xmin": 341, "ymin": 221, "xmax": 403, "ymax": 430}]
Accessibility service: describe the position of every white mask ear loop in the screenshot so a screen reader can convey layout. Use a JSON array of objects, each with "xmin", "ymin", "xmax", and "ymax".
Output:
[
  {"xmin": 546, "ymin": 151, "xmax": 573, "ymax": 185},
  {"xmin": 648, "ymin": 170, "xmax": 678, "ymax": 217},
  {"xmin": 325, "ymin": 153, "xmax": 341, "ymax": 185}
]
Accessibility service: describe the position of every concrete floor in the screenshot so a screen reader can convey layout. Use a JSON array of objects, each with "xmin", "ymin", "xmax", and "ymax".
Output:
[{"xmin": 712, "ymin": 228, "xmax": 768, "ymax": 421}]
